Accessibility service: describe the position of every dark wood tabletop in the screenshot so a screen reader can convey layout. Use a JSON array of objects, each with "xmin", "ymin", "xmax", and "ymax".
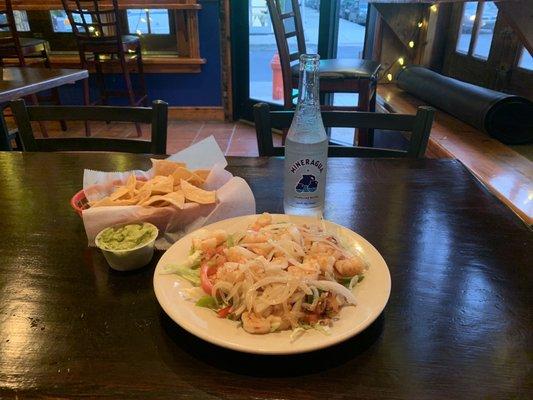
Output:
[
  {"xmin": 0, "ymin": 67, "xmax": 88, "ymax": 104},
  {"xmin": 0, "ymin": 152, "xmax": 531, "ymax": 399},
  {"xmin": 0, "ymin": 67, "xmax": 89, "ymax": 151}
]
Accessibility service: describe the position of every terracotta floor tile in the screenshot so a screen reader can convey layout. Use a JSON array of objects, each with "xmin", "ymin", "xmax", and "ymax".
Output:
[{"xmin": 11, "ymin": 113, "xmax": 261, "ymax": 156}]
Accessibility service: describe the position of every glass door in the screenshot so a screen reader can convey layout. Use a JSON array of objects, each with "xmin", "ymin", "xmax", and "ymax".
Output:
[{"xmin": 232, "ymin": 0, "xmax": 371, "ymax": 123}]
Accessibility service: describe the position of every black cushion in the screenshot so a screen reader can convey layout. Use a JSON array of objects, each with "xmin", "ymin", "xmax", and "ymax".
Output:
[
  {"xmin": 19, "ymin": 37, "xmax": 47, "ymax": 48},
  {"xmin": 0, "ymin": 37, "xmax": 47, "ymax": 49},
  {"xmin": 291, "ymin": 58, "xmax": 380, "ymax": 80},
  {"xmin": 121, "ymin": 35, "xmax": 140, "ymax": 44}
]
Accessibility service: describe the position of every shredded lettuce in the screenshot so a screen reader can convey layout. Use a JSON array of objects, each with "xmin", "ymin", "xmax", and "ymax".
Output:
[
  {"xmin": 173, "ymin": 267, "xmax": 200, "ymax": 286},
  {"xmin": 161, "ymin": 250, "xmax": 202, "ymax": 275},
  {"xmin": 195, "ymin": 295, "xmax": 218, "ymax": 310},
  {"xmin": 226, "ymin": 234, "xmax": 235, "ymax": 248}
]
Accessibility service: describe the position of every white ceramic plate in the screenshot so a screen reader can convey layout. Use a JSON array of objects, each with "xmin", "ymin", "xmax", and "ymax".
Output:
[{"xmin": 153, "ymin": 214, "xmax": 391, "ymax": 355}]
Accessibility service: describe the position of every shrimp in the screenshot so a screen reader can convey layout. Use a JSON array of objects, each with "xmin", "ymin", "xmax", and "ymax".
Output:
[
  {"xmin": 241, "ymin": 232, "xmax": 268, "ymax": 244},
  {"xmin": 250, "ymin": 213, "xmax": 272, "ymax": 231},
  {"xmin": 211, "ymin": 229, "xmax": 228, "ymax": 245},
  {"xmin": 334, "ymin": 256, "xmax": 366, "ymax": 277},
  {"xmin": 216, "ymin": 263, "xmax": 243, "ymax": 283},
  {"xmin": 241, "ymin": 312, "xmax": 284, "ymax": 334},
  {"xmin": 288, "ymin": 263, "xmax": 320, "ymax": 280},
  {"xmin": 304, "ymin": 255, "xmax": 336, "ymax": 274},
  {"xmin": 225, "ymin": 247, "xmax": 246, "ymax": 263}
]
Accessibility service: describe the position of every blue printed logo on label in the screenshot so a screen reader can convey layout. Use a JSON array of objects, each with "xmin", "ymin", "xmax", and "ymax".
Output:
[{"xmin": 295, "ymin": 174, "xmax": 318, "ymax": 193}]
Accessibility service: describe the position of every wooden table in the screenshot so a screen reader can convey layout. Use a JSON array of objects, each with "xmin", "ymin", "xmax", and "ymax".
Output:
[
  {"xmin": 0, "ymin": 153, "xmax": 531, "ymax": 399},
  {"xmin": 0, "ymin": 67, "xmax": 89, "ymax": 150}
]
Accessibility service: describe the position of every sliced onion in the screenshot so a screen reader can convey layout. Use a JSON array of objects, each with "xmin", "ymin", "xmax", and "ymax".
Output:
[{"xmin": 305, "ymin": 279, "xmax": 357, "ymax": 305}]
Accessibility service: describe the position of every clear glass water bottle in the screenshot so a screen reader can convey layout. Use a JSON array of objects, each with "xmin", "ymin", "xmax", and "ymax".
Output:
[{"xmin": 283, "ymin": 53, "xmax": 328, "ymax": 216}]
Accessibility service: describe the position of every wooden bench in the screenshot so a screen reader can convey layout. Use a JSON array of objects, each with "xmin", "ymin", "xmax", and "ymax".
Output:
[{"xmin": 377, "ymin": 84, "xmax": 532, "ymax": 226}]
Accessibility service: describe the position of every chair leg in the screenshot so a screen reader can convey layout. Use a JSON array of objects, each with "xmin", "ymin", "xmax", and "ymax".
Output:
[
  {"xmin": 82, "ymin": 77, "xmax": 91, "ymax": 137},
  {"xmin": 0, "ymin": 105, "xmax": 13, "ymax": 151},
  {"xmin": 29, "ymin": 94, "xmax": 48, "ymax": 138},
  {"xmin": 135, "ymin": 45, "xmax": 148, "ymax": 107},
  {"xmin": 356, "ymin": 80, "xmax": 373, "ymax": 147},
  {"xmin": 42, "ymin": 48, "xmax": 67, "ymax": 131},
  {"xmin": 120, "ymin": 55, "xmax": 143, "ymax": 137},
  {"xmin": 94, "ymin": 54, "xmax": 108, "ymax": 106}
]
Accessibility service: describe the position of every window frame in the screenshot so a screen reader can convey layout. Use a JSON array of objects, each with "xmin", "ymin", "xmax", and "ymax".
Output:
[
  {"xmin": 11, "ymin": 2, "xmax": 204, "ymax": 73},
  {"xmin": 454, "ymin": 1, "xmax": 496, "ymax": 61},
  {"xmin": 443, "ymin": 1, "xmax": 532, "ymax": 99}
]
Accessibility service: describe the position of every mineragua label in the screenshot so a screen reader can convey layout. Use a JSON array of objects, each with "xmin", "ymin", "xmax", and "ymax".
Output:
[{"xmin": 285, "ymin": 148, "xmax": 327, "ymax": 208}]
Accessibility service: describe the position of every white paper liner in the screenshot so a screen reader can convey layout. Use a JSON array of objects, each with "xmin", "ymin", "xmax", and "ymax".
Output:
[{"xmin": 81, "ymin": 136, "xmax": 256, "ymax": 249}]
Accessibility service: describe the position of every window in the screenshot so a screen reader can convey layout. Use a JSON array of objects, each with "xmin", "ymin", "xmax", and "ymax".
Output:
[
  {"xmin": 127, "ymin": 9, "xmax": 170, "ymax": 35},
  {"xmin": 455, "ymin": 1, "xmax": 498, "ymax": 59},
  {"xmin": 50, "ymin": 10, "xmax": 91, "ymax": 33},
  {"xmin": 456, "ymin": 1, "xmax": 477, "ymax": 53},
  {"xmin": 13, "ymin": 10, "xmax": 29, "ymax": 31},
  {"xmin": 518, "ymin": 47, "xmax": 533, "ymax": 71},
  {"xmin": 0, "ymin": 10, "xmax": 30, "ymax": 32},
  {"xmin": 472, "ymin": 2, "xmax": 497, "ymax": 59}
]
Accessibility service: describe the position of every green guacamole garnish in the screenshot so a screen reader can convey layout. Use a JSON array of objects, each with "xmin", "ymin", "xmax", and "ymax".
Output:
[{"xmin": 97, "ymin": 223, "xmax": 157, "ymax": 251}]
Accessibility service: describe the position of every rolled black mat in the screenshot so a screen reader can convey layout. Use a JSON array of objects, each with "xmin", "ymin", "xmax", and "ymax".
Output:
[{"xmin": 396, "ymin": 66, "xmax": 533, "ymax": 144}]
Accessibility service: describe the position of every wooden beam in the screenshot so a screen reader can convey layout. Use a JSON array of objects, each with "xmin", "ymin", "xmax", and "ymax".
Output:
[
  {"xmin": 373, "ymin": 4, "xmax": 426, "ymax": 51},
  {"xmin": 496, "ymin": 0, "xmax": 533, "ymax": 56},
  {"xmin": 12, "ymin": 1, "xmax": 202, "ymax": 10}
]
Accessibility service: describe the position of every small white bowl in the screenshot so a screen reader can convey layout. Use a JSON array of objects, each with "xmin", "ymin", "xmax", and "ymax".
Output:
[{"xmin": 95, "ymin": 222, "xmax": 159, "ymax": 271}]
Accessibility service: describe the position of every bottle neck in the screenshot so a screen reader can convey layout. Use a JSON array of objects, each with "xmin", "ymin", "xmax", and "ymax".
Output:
[{"xmin": 296, "ymin": 54, "xmax": 320, "ymax": 108}]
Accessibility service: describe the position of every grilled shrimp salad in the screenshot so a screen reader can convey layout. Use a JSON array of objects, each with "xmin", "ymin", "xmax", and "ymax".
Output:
[{"xmin": 162, "ymin": 213, "xmax": 368, "ymax": 336}]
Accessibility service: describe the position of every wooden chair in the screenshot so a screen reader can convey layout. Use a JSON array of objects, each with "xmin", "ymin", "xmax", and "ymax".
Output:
[
  {"xmin": 11, "ymin": 99, "xmax": 168, "ymax": 154},
  {"xmin": 61, "ymin": 0, "xmax": 148, "ymax": 137},
  {"xmin": 0, "ymin": 0, "xmax": 64, "ymax": 137},
  {"xmin": 253, "ymin": 102, "xmax": 435, "ymax": 158},
  {"xmin": 266, "ymin": 0, "xmax": 381, "ymax": 146}
]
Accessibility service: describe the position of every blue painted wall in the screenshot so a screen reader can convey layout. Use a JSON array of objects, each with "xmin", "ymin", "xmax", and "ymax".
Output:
[{"xmin": 60, "ymin": 0, "xmax": 222, "ymax": 107}]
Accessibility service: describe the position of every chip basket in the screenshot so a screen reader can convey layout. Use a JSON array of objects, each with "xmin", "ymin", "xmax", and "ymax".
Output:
[{"xmin": 70, "ymin": 189, "xmax": 90, "ymax": 217}]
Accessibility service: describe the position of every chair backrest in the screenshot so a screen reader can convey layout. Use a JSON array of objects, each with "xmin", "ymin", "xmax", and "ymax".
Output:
[
  {"xmin": 12, "ymin": 99, "xmax": 168, "ymax": 155},
  {"xmin": 61, "ymin": 0, "xmax": 122, "ymax": 50},
  {"xmin": 266, "ymin": 0, "xmax": 306, "ymax": 108},
  {"xmin": 0, "ymin": 0, "xmax": 24, "ymax": 65},
  {"xmin": 253, "ymin": 102, "xmax": 435, "ymax": 158}
]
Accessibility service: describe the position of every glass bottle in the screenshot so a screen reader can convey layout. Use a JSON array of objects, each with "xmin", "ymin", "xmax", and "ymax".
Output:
[{"xmin": 283, "ymin": 53, "xmax": 328, "ymax": 216}]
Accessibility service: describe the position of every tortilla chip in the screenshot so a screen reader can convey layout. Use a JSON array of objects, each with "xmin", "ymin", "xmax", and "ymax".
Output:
[
  {"xmin": 91, "ymin": 196, "xmax": 138, "ymax": 207},
  {"xmin": 181, "ymin": 179, "xmax": 216, "ymax": 204},
  {"xmin": 151, "ymin": 159, "xmax": 186, "ymax": 177},
  {"xmin": 194, "ymin": 169, "xmax": 210, "ymax": 181},
  {"xmin": 163, "ymin": 190, "xmax": 185, "ymax": 209},
  {"xmin": 171, "ymin": 167, "xmax": 194, "ymax": 181},
  {"xmin": 109, "ymin": 186, "xmax": 130, "ymax": 201},
  {"xmin": 131, "ymin": 189, "xmax": 152, "ymax": 205},
  {"xmin": 141, "ymin": 195, "xmax": 169, "ymax": 207},
  {"xmin": 125, "ymin": 174, "xmax": 136, "ymax": 195},
  {"xmin": 151, "ymin": 175, "xmax": 174, "ymax": 194}
]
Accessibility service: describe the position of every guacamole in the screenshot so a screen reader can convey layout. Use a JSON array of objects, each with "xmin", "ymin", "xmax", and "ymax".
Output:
[{"xmin": 97, "ymin": 223, "xmax": 157, "ymax": 251}]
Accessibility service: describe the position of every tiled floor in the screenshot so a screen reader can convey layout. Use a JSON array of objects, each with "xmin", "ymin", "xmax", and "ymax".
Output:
[{"xmin": 20, "ymin": 119, "xmax": 271, "ymax": 156}]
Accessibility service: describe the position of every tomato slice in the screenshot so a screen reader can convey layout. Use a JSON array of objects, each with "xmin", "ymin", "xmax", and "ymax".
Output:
[
  {"xmin": 217, "ymin": 306, "xmax": 232, "ymax": 319},
  {"xmin": 200, "ymin": 262, "xmax": 215, "ymax": 295}
]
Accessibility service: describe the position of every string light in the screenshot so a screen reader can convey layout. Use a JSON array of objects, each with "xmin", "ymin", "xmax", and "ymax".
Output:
[
  {"xmin": 386, "ymin": 73, "xmax": 393, "ymax": 81},
  {"xmin": 430, "ymin": 4, "xmax": 438, "ymax": 12},
  {"xmin": 398, "ymin": 57, "xmax": 404, "ymax": 65},
  {"xmin": 417, "ymin": 21, "xmax": 423, "ymax": 28},
  {"xmin": 408, "ymin": 41, "xmax": 415, "ymax": 48}
]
